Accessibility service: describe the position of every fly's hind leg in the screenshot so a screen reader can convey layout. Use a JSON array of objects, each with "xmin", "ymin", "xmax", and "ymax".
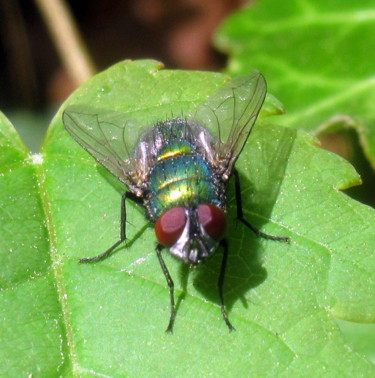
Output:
[
  {"xmin": 233, "ymin": 169, "xmax": 289, "ymax": 243},
  {"xmin": 79, "ymin": 191, "xmax": 142, "ymax": 263}
]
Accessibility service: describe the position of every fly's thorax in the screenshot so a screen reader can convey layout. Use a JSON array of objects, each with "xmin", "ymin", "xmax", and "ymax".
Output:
[{"xmin": 145, "ymin": 152, "xmax": 226, "ymax": 221}]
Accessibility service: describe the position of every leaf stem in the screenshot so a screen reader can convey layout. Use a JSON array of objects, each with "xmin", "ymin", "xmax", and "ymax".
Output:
[{"xmin": 34, "ymin": 0, "xmax": 96, "ymax": 85}]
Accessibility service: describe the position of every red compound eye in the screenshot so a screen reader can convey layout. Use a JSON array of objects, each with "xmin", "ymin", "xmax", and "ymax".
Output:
[
  {"xmin": 198, "ymin": 204, "xmax": 227, "ymax": 241},
  {"xmin": 155, "ymin": 207, "xmax": 187, "ymax": 247}
]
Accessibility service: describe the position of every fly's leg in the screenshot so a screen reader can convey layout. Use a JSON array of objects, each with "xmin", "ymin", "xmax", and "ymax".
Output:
[
  {"xmin": 219, "ymin": 239, "xmax": 235, "ymax": 332},
  {"xmin": 79, "ymin": 191, "xmax": 142, "ymax": 263},
  {"xmin": 233, "ymin": 169, "xmax": 289, "ymax": 242},
  {"xmin": 156, "ymin": 244, "xmax": 175, "ymax": 333}
]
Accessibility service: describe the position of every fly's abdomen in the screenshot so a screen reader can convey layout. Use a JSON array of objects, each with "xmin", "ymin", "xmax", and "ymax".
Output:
[{"xmin": 147, "ymin": 151, "xmax": 222, "ymax": 221}]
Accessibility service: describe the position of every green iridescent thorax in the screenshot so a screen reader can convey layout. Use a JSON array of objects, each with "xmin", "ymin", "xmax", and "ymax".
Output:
[{"xmin": 146, "ymin": 139, "xmax": 224, "ymax": 221}]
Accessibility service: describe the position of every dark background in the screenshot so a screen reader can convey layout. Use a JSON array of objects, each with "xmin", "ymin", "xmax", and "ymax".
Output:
[{"xmin": 0, "ymin": 0, "xmax": 244, "ymax": 111}]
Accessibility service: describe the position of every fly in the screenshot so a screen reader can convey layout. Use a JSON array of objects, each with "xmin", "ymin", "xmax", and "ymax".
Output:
[{"xmin": 62, "ymin": 72, "xmax": 289, "ymax": 333}]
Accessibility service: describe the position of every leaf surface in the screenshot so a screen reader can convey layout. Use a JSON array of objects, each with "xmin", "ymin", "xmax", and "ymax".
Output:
[{"xmin": 0, "ymin": 60, "xmax": 374, "ymax": 376}]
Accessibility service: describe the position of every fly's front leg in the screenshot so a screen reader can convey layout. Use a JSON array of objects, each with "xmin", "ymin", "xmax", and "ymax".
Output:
[
  {"xmin": 79, "ymin": 191, "xmax": 142, "ymax": 263},
  {"xmin": 156, "ymin": 244, "xmax": 175, "ymax": 333},
  {"xmin": 218, "ymin": 239, "xmax": 235, "ymax": 332},
  {"xmin": 233, "ymin": 169, "xmax": 289, "ymax": 243}
]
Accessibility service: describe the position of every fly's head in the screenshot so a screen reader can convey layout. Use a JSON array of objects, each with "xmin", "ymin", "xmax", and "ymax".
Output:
[{"xmin": 155, "ymin": 205, "xmax": 227, "ymax": 265}]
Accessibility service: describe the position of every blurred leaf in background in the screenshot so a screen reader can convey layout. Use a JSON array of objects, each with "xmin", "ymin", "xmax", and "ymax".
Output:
[{"xmin": 216, "ymin": 0, "xmax": 375, "ymax": 207}]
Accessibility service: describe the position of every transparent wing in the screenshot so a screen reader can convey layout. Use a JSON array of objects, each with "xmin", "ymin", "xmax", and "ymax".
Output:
[
  {"xmin": 190, "ymin": 72, "xmax": 267, "ymax": 175},
  {"xmin": 63, "ymin": 73, "xmax": 266, "ymax": 188},
  {"xmin": 62, "ymin": 105, "xmax": 144, "ymax": 192}
]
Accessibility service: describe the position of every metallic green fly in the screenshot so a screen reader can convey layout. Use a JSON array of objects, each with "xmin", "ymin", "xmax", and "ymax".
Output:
[{"xmin": 62, "ymin": 72, "xmax": 289, "ymax": 332}]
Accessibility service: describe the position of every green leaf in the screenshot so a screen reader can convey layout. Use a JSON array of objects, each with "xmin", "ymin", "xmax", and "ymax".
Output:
[
  {"xmin": 0, "ymin": 112, "xmax": 71, "ymax": 374},
  {"xmin": 1, "ymin": 60, "xmax": 374, "ymax": 376},
  {"xmin": 215, "ymin": 0, "xmax": 375, "ymax": 168}
]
